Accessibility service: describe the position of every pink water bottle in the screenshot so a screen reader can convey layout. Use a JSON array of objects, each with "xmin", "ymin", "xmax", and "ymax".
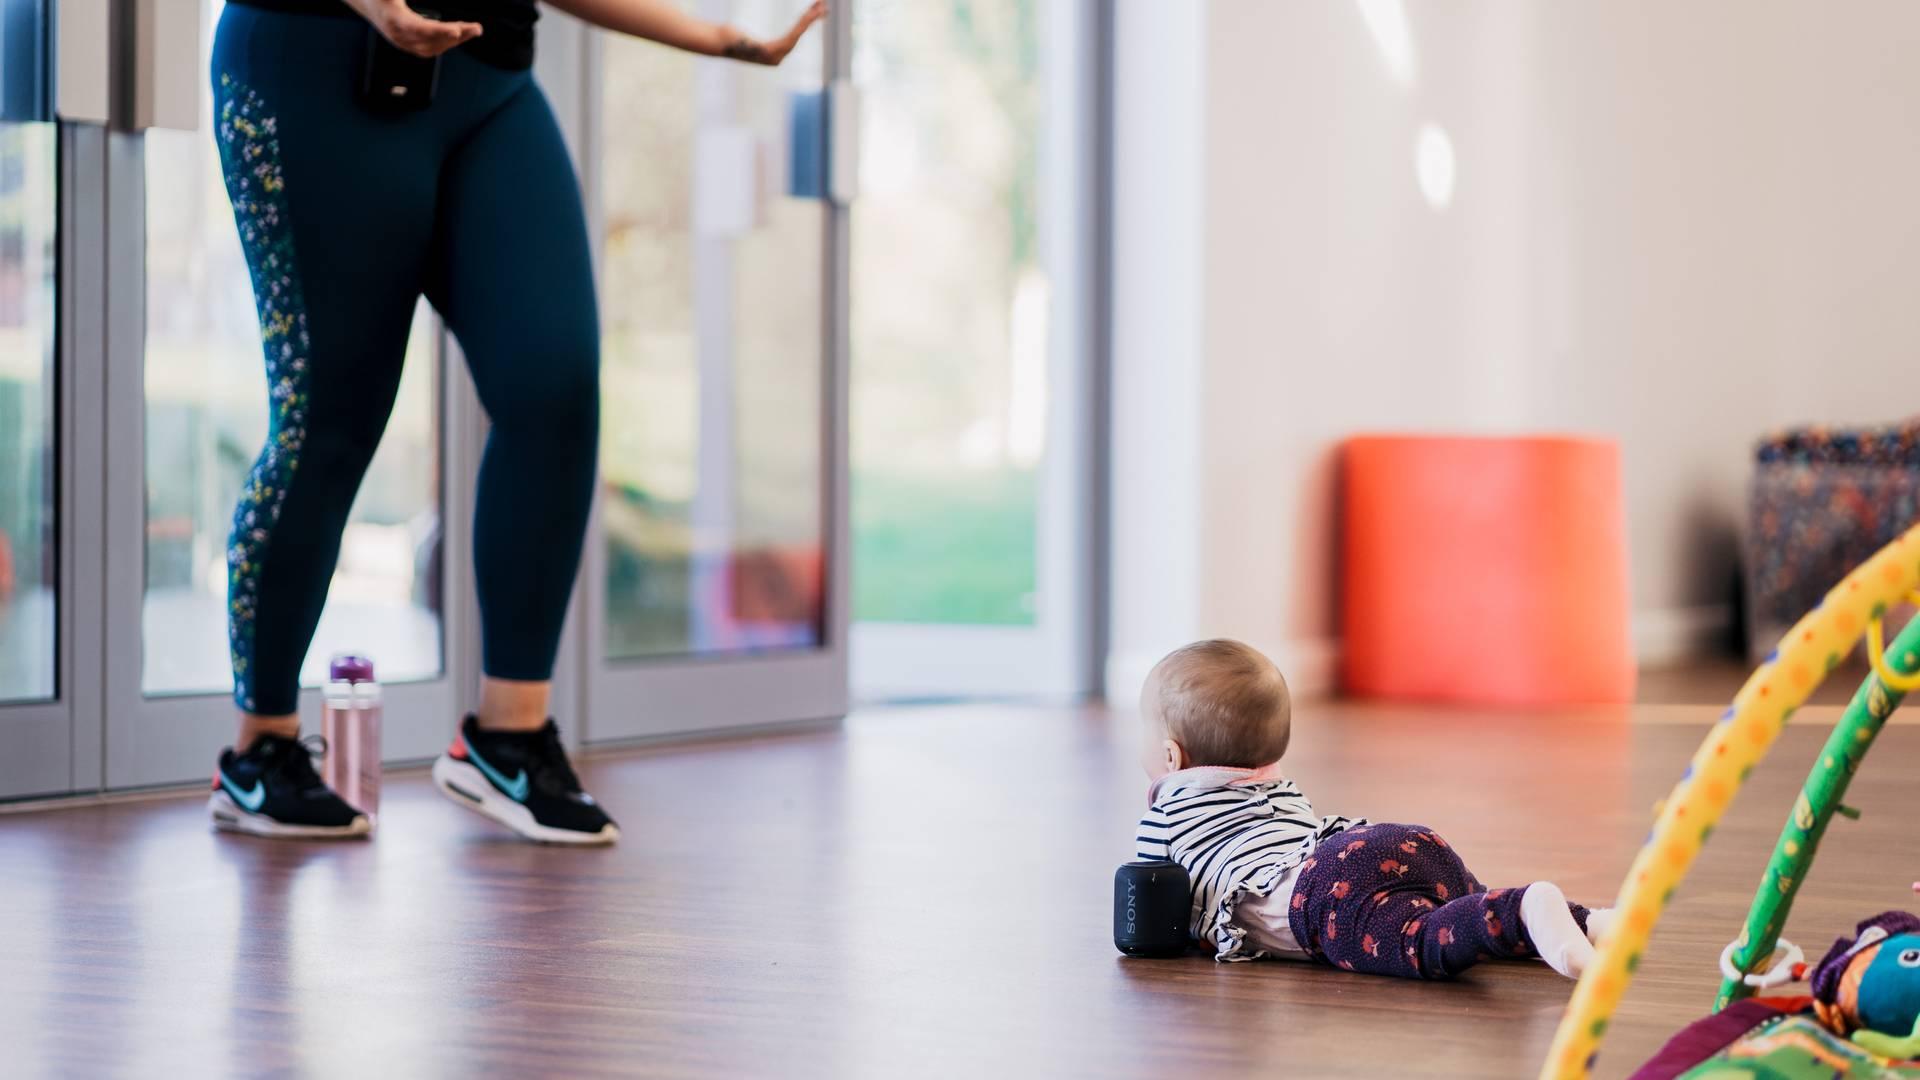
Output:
[{"xmin": 322, "ymin": 654, "xmax": 382, "ymax": 825}]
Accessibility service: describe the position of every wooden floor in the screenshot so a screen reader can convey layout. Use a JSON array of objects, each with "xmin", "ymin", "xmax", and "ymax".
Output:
[{"xmin": 3, "ymin": 690, "xmax": 1917, "ymax": 1079}]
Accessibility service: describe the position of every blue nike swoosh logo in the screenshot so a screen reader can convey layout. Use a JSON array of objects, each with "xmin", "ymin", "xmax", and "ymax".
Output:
[
  {"xmin": 220, "ymin": 772, "xmax": 267, "ymax": 813},
  {"xmin": 464, "ymin": 739, "xmax": 530, "ymax": 803}
]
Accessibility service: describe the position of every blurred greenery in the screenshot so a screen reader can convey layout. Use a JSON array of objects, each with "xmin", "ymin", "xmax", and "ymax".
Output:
[
  {"xmin": 850, "ymin": 0, "xmax": 1044, "ymax": 628},
  {"xmin": 852, "ymin": 467, "xmax": 1036, "ymax": 625}
]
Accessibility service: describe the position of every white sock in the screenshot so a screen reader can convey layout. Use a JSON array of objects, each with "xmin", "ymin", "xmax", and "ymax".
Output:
[
  {"xmin": 1520, "ymin": 881, "xmax": 1596, "ymax": 979},
  {"xmin": 1583, "ymin": 906, "xmax": 1616, "ymax": 947}
]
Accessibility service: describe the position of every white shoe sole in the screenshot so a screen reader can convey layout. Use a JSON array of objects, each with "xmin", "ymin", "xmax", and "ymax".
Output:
[
  {"xmin": 208, "ymin": 791, "xmax": 371, "ymax": 839},
  {"xmin": 431, "ymin": 755, "xmax": 620, "ymax": 846}
]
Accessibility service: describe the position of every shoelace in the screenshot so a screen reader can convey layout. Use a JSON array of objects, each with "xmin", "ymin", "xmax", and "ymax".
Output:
[
  {"xmin": 256, "ymin": 733, "xmax": 332, "ymax": 794},
  {"xmin": 529, "ymin": 725, "xmax": 583, "ymax": 795}
]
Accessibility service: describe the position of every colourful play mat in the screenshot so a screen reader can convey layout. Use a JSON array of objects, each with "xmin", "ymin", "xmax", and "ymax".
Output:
[{"xmin": 1634, "ymin": 998, "xmax": 1920, "ymax": 1079}]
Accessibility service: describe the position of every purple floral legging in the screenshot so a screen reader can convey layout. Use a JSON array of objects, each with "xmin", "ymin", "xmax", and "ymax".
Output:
[{"xmin": 1286, "ymin": 822, "xmax": 1590, "ymax": 979}]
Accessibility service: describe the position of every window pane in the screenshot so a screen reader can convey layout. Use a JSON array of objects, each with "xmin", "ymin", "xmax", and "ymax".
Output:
[
  {"xmin": 851, "ymin": 0, "xmax": 1044, "ymax": 626},
  {"xmin": 0, "ymin": 122, "xmax": 57, "ymax": 704},
  {"xmin": 141, "ymin": 46, "xmax": 442, "ymax": 698},
  {"xmin": 599, "ymin": 10, "xmax": 827, "ymax": 661}
]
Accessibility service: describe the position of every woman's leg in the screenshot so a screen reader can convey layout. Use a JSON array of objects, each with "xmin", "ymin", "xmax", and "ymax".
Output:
[
  {"xmin": 421, "ymin": 77, "xmax": 617, "ymax": 845},
  {"xmin": 426, "ymin": 82, "xmax": 599, "ymax": 731},
  {"xmin": 208, "ymin": 6, "xmax": 439, "ymax": 834},
  {"xmin": 214, "ymin": 10, "xmax": 441, "ymax": 730},
  {"xmin": 476, "ymin": 677, "xmax": 554, "ymax": 734}
]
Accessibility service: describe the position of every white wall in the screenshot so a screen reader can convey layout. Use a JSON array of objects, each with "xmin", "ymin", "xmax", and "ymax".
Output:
[
  {"xmin": 1106, "ymin": 1, "xmax": 1207, "ymax": 704},
  {"xmin": 1108, "ymin": 0, "xmax": 1920, "ymax": 700}
]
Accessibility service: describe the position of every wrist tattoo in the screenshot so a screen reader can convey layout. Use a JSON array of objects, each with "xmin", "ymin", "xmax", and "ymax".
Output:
[{"xmin": 722, "ymin": 35, "xmax": 773, "ymax": 63}]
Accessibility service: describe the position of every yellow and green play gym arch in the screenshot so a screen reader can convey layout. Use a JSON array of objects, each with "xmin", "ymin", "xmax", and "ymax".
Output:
[{"xmin": 1540, "ymin": 521, "xmax": 1920, "ymax": 1079}]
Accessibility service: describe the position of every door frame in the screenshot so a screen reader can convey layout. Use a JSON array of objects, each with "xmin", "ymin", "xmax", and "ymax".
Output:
[{"xmin": 0, "ymin": 122, "xmax": 107, "ymax": 800}]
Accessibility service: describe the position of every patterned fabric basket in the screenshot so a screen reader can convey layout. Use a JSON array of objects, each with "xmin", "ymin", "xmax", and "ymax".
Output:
[{"xmin": 1747, "ymin": 419, "xmax": 1920, "ymax": 656}]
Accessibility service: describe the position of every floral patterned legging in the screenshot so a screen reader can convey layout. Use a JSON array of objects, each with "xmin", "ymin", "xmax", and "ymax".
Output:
[{"xmin": 1286, "ymin": 823, "xmax": 1591, "ymax": 979}]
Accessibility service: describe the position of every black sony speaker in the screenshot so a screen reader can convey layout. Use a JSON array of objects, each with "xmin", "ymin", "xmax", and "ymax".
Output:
[{"xmin": 1114, "ymin": 860, "xmax": 1192, "ymax": 957}]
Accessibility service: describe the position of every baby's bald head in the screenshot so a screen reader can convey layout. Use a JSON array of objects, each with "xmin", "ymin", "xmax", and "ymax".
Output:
[{"xmin": 1142, "ymin": 639, "xmax": 1292, "ymax": 771}]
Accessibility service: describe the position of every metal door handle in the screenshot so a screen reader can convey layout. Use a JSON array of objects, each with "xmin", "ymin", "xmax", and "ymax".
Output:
[{"xmin": 786, "ymin": 80, "xmax": 857, "ymax": 205}]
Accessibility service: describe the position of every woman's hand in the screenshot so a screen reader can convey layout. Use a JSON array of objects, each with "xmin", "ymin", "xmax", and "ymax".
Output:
[
  {"xmin": 356, "ymin": 0, "xmax": 484, "ymax": 58},
  {"xmin": 539, "ymin": 0, "xmax": 826, "ymax": 64},
  {"xmin": 721, "ymin": 2, "xmax": 827, "ymax": 66}
]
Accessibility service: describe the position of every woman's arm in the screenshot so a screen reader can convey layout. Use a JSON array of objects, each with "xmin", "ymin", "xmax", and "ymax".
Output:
[{"xmin": 542, "ymin": 0, "xmax": 827, "ymax": 65}]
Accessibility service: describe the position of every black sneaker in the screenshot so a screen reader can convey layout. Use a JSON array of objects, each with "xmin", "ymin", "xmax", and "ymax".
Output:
[
  {"xmin": 209, "ymin": 734, "xmax": 371, "ymax": 838},
  {"xmin": 431, "ymin": 716, "xmax": 619, "ymax": 845}
]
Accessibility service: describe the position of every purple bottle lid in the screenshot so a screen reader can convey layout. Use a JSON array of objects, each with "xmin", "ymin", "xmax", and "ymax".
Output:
[{"xmin": 329, "ymin": 654, "xmax": 375, "ymax": 684}]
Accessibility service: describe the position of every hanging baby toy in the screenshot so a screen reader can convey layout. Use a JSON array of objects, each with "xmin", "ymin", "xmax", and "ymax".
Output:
[
  {"xmin": 1628, "ymin": 898, "xmax": 1920, "ymax": 1079},
  {"xmin": 1809, "ymin": 910, "xmax": 1920, "ymax": 1059}
]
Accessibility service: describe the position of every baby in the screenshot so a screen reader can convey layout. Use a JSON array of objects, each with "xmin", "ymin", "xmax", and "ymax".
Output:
[{"xmin": 1133, "ymin": 639, "xmax": 1610, "ymax": 979}]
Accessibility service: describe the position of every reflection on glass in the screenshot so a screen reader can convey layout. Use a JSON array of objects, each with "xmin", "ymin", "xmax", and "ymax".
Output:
[
  {"xmin": 851, "ymin": 0, "xmax": 1044, "ymax": 626},
  {"xmin": 0, "ymin": 122, "xmax": 57, "ymax": 704},
  {"xmin": 141, "ymin": 37, "xmax": 442, "ymax": 698},
  {"xmin": 599, "ymin": 9, "xmax": 827, "ymax": 661}
]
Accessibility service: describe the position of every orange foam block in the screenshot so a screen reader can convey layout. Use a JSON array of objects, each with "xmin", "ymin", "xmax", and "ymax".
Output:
[{"xmin": 1340, "ymin": 435, "xmax": 1635, "ymax": 705}]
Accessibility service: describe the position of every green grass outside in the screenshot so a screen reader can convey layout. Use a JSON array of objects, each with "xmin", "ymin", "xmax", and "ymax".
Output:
[{"xmin": 852, "ymin": 466, "xmax": 1037, "ymax": 626}]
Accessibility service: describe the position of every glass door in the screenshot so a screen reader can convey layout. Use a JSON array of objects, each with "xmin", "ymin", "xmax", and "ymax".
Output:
[
  {"xmin": 0, "ymin": 0, "xmax": 101, "ymax": 799},
  {"xmin": 0, "ymin": 127, "xmax": 58, "ymax": 711},
  {"xmin": 101, "ymin": 1, "xmax": 473, "ymax": 787},
  {"xmin": 580, "ymin": 0, "xmax": 849, "ymax": 740},
  {"xmin": 847, "ymin": 0, "xmax": 1098, "ymax": 701},
  {"xmin": 0, "ymin": 111, "xmax": 68, "ymax": 796}
]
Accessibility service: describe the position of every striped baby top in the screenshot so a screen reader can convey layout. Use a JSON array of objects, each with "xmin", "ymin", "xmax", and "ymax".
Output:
[{"xmin": 1134, "ymin": 764, "xmax": 1365, "ymax": 961}]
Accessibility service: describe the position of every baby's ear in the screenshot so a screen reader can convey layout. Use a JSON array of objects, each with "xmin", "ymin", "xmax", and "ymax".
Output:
[{"xmin": 1162, "ymin": 738, "xmax": 1188, "ymax": 773}]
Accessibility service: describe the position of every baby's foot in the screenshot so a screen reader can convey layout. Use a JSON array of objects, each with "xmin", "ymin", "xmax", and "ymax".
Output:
[
  {"xmin": 1520, "ymin": 882, "xmax": 1596, "ymax": 979},
  {"xmin": 1583, "ymin": 906, "xmax": 1616, "ymax": 947}
]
